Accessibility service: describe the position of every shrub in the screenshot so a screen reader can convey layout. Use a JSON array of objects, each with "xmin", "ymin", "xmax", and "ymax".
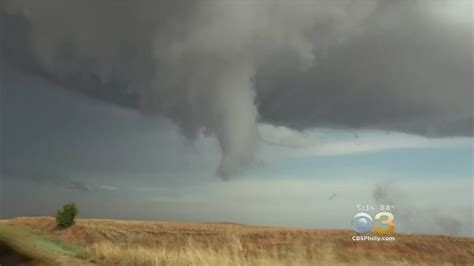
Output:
[{"xmin": 56, "ymin": 202, "xmax": 78, "ymax": 229}]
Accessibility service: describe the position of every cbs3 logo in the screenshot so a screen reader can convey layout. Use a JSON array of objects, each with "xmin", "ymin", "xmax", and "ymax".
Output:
[{"xmin": 351, "ymin": 212, "xmax": 395, "ymax": 235}]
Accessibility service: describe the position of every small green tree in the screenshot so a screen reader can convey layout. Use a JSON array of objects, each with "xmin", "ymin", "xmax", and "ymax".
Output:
[{"xmin": 56, "ymin": 202, "xmax": 78, "ymax": 229}]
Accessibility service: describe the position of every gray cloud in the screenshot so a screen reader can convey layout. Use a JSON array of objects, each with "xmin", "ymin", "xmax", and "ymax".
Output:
[
  {"xmin": 1, "ymin": 0, "xmax": 472, "ymax": 176},
  {"xmin": 1, "ymin": 68, "xmax": 220, "ymax": 185},
  {"xmin": 256, "ymin": 0, "xmax": 473, "ymax": 136}
]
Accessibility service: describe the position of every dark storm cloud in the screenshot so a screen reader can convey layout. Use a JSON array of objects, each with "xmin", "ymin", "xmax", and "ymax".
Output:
[
  {"xmin": 0, "ymin": 0, "xmax": 472, "ymax": 176},
  {"xmin": 1, "ymin": 67, "xmax": 220, "ymax": 184},
  {"xmin": 256, "ymin": 1, "xmax": 473, "ymax": 137}
]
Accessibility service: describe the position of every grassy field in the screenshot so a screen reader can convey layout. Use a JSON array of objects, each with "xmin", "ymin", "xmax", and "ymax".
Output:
[{"xmin": 0, "ymin": 217, "xmax": 472, "ymax": 265}]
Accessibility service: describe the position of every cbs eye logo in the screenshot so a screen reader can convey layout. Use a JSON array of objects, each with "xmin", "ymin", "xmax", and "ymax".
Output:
[{"xmin": 352, "ymin": 212, "xmax": 395, "ymax": 235}]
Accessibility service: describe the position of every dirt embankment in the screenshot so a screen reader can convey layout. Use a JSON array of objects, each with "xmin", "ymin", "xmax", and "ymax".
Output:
[{"xmin": 0, "ymin": 241, "xmax": 32, "ymax": 265}]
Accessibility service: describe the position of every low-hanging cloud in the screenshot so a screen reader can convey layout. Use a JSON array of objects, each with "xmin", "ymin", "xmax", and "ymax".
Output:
[
  {"xmin": 1, "ymin": 0, "xmax": 472, "ymax": 177},
  {"xmin": 258, "ymin": 123, "xmax": 313, "ymax": 148},
  {"xmin": 8, "ymin": 172, "xmax": 119, "ymax": 193}
]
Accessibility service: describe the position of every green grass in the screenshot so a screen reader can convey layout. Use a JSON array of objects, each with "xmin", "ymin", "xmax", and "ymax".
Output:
[
  {"xmin": 33, "ymin": 237, "xmax": 83, "ymax": 257},
  {"xmin": 0, "ymin": 221, "xmax": 88, "ymax": 265}
]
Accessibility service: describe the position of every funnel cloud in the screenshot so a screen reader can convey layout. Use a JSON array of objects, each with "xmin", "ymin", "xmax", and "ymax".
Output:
[{"xmin": 1, "ymin": 0, "xmax": 472, "ymax": 176}]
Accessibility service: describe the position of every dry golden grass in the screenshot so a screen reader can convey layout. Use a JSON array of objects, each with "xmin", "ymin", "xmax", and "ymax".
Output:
[{"xmin": 6, "ymin": 217, "xmax": 474, "ymax": 265}]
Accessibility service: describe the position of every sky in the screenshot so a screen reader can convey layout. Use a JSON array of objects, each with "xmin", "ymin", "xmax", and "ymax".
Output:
[{"xmin": 0, "ymin": 0, "xmax": 473, "ymax": 237}]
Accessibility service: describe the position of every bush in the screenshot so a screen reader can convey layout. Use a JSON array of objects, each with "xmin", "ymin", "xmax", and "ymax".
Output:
[{"xmin": 56, "ymin": 202, "xmax": 78, "ymax": 229}]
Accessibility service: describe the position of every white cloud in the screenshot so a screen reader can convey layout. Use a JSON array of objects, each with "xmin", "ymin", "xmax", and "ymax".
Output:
[
  {"xmin": 260, "ymin": 129, "xmax": 473, "ymax": 160},
  {"xmin": 422, "ymin": 0, "xmax": 473, "ymax": 25},
  {"xmin": 258, "ymin": 123, "xmax": 313, "ymax": 148},
  {"xmin": 304, "ymin": 132, "xmax": 472, "ymax": 156}
]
